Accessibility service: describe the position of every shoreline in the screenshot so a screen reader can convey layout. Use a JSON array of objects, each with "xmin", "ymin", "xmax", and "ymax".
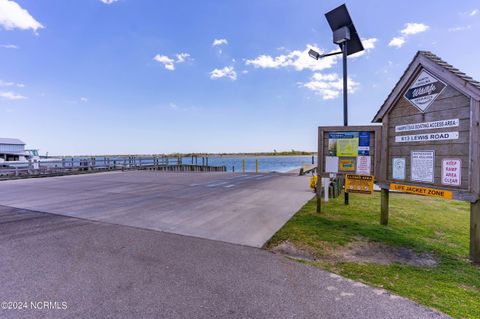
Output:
[{"xmin": 50, "ymin": 153, "xmax": 317, "ymax": 158}]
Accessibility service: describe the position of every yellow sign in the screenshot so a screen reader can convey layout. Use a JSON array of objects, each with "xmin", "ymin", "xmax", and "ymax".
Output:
[
  {"xmin": 337, "ymin": 138, "xmax": 359, "ymax": 156},
  {"xmin": 345, "ymin": 174, "xmax": 374, "ymax": 194},
  {"xmin": 389, "ymin": 183, "xmax": 453, "ymax": 199},
  {"xmin": 339, "ymin": 159, "xmax": 356, "ymax": 172}
]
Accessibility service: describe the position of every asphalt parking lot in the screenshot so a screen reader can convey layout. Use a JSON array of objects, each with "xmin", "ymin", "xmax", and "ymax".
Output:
[
  {"xmin": 0, "ymin": 171, "xmax": 313, "ymax": 247},
  {"xmin": 0, "ymin": 205, "xmax": 448, "ymax": 319}
]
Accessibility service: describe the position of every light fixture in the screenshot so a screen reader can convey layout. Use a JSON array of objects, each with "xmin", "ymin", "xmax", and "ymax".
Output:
[{"xmin": 309, "ymin": 4, "xmax": 364, "ymax": 206}]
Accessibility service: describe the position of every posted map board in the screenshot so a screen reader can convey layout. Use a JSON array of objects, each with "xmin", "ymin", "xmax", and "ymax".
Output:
[
  {"xmin": 337, "ymin": 139, "xmax": 358, "ymax": 156},
  {"xmin": 319, "ymin": 127, "xmax": 379, "ymax": 183},
  {"xmin": 325, "ymin": 131, "xmax": 371, "ymax": 174}
]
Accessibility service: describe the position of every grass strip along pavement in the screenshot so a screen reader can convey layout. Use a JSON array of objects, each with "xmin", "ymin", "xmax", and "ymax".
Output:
[{"xmin": 266, "ymin": 192, "xmax": 480, "ymax": 319}]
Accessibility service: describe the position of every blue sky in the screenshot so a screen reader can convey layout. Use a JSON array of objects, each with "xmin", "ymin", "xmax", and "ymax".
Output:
[{"xmin": 0, "ymin": 0, "xmax": 479, "ymax": 155}]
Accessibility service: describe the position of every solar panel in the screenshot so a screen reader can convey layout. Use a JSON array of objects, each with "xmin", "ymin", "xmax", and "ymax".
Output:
[{"xmin": 325, "ymin": 4, "xmax": 364, "ymax": 56}]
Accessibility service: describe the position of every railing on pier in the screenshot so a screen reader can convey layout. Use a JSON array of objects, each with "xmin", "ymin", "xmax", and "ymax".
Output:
[{"xmin": 0, "ymin": 155, "xmax": 226, "ymax": 179}]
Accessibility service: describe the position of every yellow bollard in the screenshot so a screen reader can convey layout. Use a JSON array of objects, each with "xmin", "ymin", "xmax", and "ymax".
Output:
[
  {"xmin": 242, "ymin": 159, "xmax": 246, "ymax": 174},
  {"xmin": 310, "ymin": 175, "xmax": 318, "ymax": 192},
  {"xmin": 255, "ymin": 159, "xmax": 259, "ymax": 174}
]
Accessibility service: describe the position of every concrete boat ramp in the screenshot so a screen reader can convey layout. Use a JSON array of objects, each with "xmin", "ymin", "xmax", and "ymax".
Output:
[
  {"xmin": 0, "ymin": 171, "xmax": 449, "ymax": 318},
  {"xmin": 0, "ymin": 171, "xmax": 313, "ymax": 247}
]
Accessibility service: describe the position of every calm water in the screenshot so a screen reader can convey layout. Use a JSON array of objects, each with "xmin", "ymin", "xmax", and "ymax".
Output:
[
  {"xmin": 34, "ymin": 155, "xmax": 316, "ymax": 173},
  {"xmin": 184, "ymin": 155, "xmax": 317, "ymax": 173}
]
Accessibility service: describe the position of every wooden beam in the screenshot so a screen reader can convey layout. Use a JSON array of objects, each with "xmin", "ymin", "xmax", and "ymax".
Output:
[
  {"xmin": 317, "ymin": 128, "xmax": 323, "ymax": 213},
  {"xmin": 470, "ymin": 99, "xmax": 480, "ymax": 196},
  {"xmin": 471, "ymin": 201, "xmax": 480, "ymax": 264},
  {"xmin": 380, "ymin": 188, "xmax": 389, "ymax": 225}
]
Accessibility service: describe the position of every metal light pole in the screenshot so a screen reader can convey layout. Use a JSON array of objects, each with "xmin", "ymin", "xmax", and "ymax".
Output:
[
  {"xmin": 309, "ymin": 4, "xmax": 364, "ymax": 208},
  {"xmin": 341, "ymin": 41, "xmax": 349, "ymax": 205}
]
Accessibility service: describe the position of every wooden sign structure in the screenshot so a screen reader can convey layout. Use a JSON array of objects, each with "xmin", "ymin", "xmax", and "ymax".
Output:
[
  {"xmin": 317, "ymin": 126, "xmax": 381, "ymax": 212},
  {"xmin": 372, "ymin": 51, "xmax": 480, "ymax": 263}
]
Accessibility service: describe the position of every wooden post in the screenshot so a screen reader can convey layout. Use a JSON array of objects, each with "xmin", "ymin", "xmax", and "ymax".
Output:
[
  {"xmin": 316, "ymin": 177, "xmax": 322, "ymax": 213},
  {"xmin": 380, "ymin": 188, "xmax": 389, "ymax": 225},
  {"xmin": 471, "ymin": 201, "xmax": 480, "ymax": 264},
  {"xmin": 343, "ymin": 176, "xmax": 349, "ymax": 205},
  {"xmin": 255, "ymin": 159, "xmax": 258, "ymax": 174},
  {"xmin": 242, "ymin": 159, "xmax": 245, "ymax": 175}
]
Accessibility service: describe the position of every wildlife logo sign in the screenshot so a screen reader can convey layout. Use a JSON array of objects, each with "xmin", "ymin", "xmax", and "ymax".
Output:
[{"xmin": 404, "ymin": 69, "xmax": 447, "ymax": 112}]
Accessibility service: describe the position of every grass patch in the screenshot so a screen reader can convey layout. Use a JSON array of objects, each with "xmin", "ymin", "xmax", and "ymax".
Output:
[{"xmin": 266, "ymin": 192, "xmax": 480, "ymax": 319}]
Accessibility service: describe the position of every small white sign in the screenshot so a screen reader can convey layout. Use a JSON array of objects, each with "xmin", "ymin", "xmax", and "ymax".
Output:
[
  {"xmin": 404, "ymin": 69, "xmax": 447, "ymax": 112},
  {"xmin": 441, "ymin": 159, "xmax": 461, "ymax": 186},
  {"xmin": 411, "ymin": 151, "xmax": 435, "ymax": 183},
  {"xmin": 325, "ymin": 156, "xmax": 339, "ymax": 173},
  {"xmin": 392, "ymin": 158, "xmax": 406, "ymax": 180},
  {"xmin": 395, "ymin": 131, "xmax": 459, "ymax": 143},
  {"xmin": 356, "ymin": 156, "xmax": 371, "ymax": 175},
  {"xmin": 395, "ymin": 119, "xmax": 459, "ymax": 133}
]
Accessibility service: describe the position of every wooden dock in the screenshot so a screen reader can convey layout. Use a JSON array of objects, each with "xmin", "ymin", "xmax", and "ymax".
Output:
[
  {"xmin": 0, "ymin": 156, "xmax": 226, "ymax": 180},
  {"xmin": 298, "ymin": 164, "xmax": 317, "ymax": 176}
]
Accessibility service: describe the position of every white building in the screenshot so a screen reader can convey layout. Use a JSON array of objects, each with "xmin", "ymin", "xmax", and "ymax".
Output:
[{"xmin": 0, "ymin": 138, "xmax": 26, "ymax": 161}]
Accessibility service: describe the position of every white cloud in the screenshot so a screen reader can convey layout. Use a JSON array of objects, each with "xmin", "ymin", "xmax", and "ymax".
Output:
[
  {"xmin": 400, "ymin": 23, "xmax": 429, "ymax": 35},
  {"xmin": 388, "ymin": 36, "xmax": 406, "ymax": 48},
  {"xmin": 350, "ymin": 38, "xmax": 378, "ymax": 57},
  {"xmin": 175, "ymin": 52, "xmax": 190, "ymax": 63},
  {"xmin": 209, "ymin": 66, "xmax": 237, "ymax": 80},
  {"xmin": 100, "ymin": 0, "xmax": 119, "ymax": 4},
  {"xmin": 246, "ymin": 43, "xmax": 373, "ymax": 98},
  {"xmin": 245, "ymin": 45, "xmax": 338, "ymax": 72},
  {"xmin": 0, "ymin": 0, "xmax": 43, "ymax": 33},
  {"xmin": 389, "ymin": 22, "xmax": 429, "ymax": 49},
  {"xmin": 0, "ymin": 91, "xmax": 27, "ymax": 100},
  {"xmin": 302, "ymin": 73, "xmax": 358, "ymax": 100},
  {"xmin": 0, "ymin": 43, "xmax": 18, "ymax": 49},
  {"xmin": 470, "ymin": 9, "xmax": 478, "ymax": 16},
  {"xmin": 164, "ymin": 102, "xmax": 200, "ymax": 112},
  {"xmin": 212, "ymin": 38, "xmax": 228, "ymax": 46},
  {"xmin": 153, "ymin": 52, "xmax": 191, "ymax": 71},
  {"xmin": 80, "ymin": 97, "xmax": 88, "ymax": 102},
  {"xmin": 245, "ymin": 54, "xmax": 288, "ymax": 69},
  {"xmin": 0, "ymin": 80, "xmax": 24, "ymax": 87},
  {"xmin": 154, "ymin": 55, "xmax": 175, "ymax": 70},
  {"xmin": 448, "ymin": 25, "xmax": 472, "ymax": 32},
  {"xmin": 361, "ymin": 38, "xmax": 377, "ymax": 51}
]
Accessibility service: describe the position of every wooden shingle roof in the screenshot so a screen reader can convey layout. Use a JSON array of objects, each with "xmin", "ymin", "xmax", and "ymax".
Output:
[{"xmin": 372, "ymin": 51, "xmax": 480, "ymax": 123}]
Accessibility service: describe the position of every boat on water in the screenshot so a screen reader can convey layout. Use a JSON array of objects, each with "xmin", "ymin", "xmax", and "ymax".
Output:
[{"xmin": 0, "ymin": 138, "xmax": 59, "ymax": 168}]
